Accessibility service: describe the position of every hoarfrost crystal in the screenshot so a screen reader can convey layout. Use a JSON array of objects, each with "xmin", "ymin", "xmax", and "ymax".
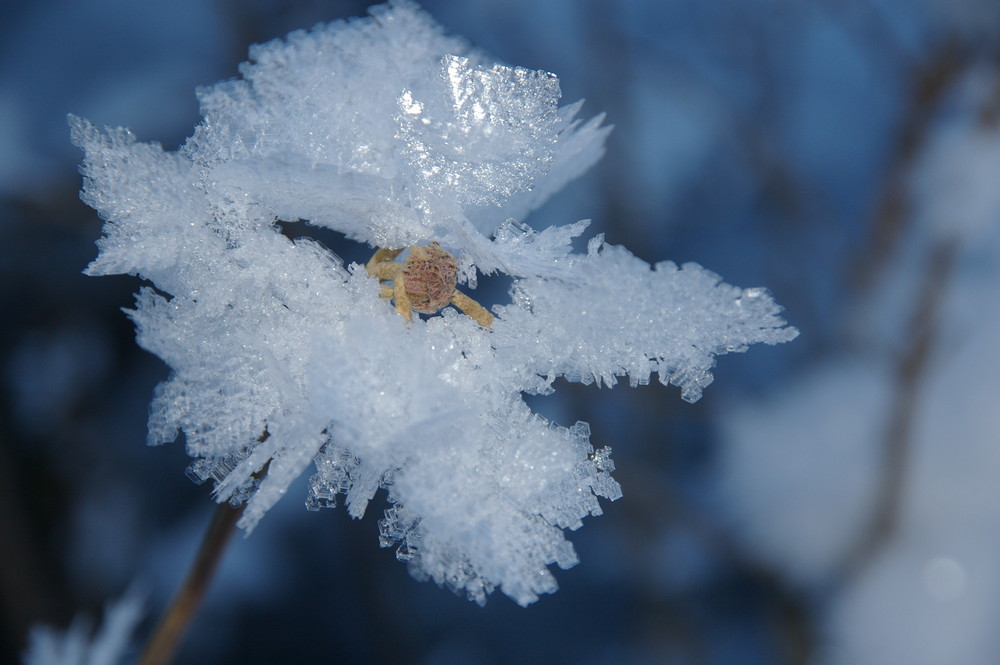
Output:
[{"xmin": 71, "ymin": 0, "xmax": 796, "ymax": 605}]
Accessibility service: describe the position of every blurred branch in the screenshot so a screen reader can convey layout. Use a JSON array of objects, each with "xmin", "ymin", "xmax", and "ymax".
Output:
[
  {"xmin": 851, "ymin": 42, "xmax": 966, "ymax": 294},
  {"xmin": 838, "ymin": 39, "xmax": 998, "ymax": 581},
  {"xmin": 839, "ymin": 238, "xmax": 957, "ymax": 581}
]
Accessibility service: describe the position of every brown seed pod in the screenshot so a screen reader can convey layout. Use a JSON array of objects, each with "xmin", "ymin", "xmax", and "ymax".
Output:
[{"xmin": 402, "ymin": 243, "xmax": 459, "ymax": 313}]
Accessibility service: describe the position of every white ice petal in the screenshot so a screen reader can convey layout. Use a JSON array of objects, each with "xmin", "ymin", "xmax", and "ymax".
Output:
[{"xmin": 494, "ymin": 241, "xmax": 798, "ymax": 402}]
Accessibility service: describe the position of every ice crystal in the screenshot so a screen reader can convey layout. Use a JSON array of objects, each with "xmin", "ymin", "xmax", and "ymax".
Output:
[{"xmin": 71, "ymin": 0, "xmax": 796, "ymax": 605}]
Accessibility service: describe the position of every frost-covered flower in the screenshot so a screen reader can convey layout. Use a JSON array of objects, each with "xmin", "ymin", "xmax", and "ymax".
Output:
[{"xmin": 71, "ymin": 0, "xmax": 796, "ymax": 606}]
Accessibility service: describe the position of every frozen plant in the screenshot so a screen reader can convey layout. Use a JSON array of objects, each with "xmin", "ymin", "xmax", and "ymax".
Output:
[{"xmin": 70, "ymin": 0, "xmax": 796, "ymax": 607}]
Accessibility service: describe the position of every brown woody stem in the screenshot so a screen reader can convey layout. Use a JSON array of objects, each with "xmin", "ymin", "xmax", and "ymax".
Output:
[{"xmin": 136, "ymin": 500, "xmax": 244, "ymax": 665}]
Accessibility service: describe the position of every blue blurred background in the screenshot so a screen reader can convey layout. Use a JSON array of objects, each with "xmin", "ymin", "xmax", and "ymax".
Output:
[{"xmin": 3, "ymin": 1, "xmax": 999, "ymax": 663}]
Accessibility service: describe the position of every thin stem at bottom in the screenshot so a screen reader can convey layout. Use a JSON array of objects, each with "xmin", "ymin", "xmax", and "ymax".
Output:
[{"xmin": 136, "ymin": 500, "xmax": 244, "ymax": 665}]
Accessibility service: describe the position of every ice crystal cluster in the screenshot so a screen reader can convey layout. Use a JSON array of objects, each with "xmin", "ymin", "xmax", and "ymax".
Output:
[{"xmin": 71, "ymin": 0, "xmax": 795, "ymax": 605}]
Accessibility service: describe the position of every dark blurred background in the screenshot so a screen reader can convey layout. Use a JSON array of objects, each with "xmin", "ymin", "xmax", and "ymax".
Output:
[{"xmin": 2, "ymin": 1, "xmax": 999, "ymax": 663}]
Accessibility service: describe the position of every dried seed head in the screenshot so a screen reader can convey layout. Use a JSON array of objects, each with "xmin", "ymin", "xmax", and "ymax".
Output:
[{"xmin": 403, "ymin": 242, "xmax": 459, "ymax": 313}]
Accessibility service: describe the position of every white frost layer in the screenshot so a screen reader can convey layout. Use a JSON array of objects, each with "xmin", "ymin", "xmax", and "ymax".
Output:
[
  {"xmin": 494, "ymin": 235, "xmax": 797, "ymax": 402},
  {"xmin": 71, "ymin": 0, "xmax": 795, "ymax": 605},
  {"xmin": 182, "ymin": 0, "xmax": 610, "ymax": 271}
]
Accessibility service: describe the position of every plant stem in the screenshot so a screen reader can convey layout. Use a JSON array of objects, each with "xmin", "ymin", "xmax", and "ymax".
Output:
[{"xmin": 136, "ymin": 501, "xmax": 243, "ymax": 665}]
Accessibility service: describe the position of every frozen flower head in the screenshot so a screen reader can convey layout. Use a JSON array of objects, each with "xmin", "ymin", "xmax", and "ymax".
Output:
[{"xmin": 71, "ymin": 0, "xmax": 796, "ymax": 606}]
